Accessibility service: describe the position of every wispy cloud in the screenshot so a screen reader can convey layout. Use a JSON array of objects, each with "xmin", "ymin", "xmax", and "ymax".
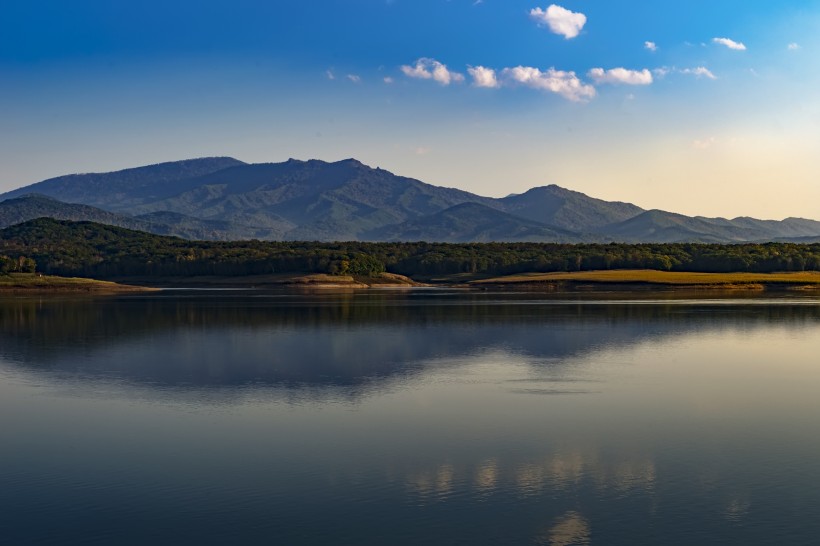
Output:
[
  {"xmin": 529, "ymin": 4, "xmax": 586, "ymax": 39},
  {"xmin": 326, "ymin": 69, "xmax": 335, "ymax": 80},
  {"xmin": 692, "ymin": 136, "xmax": 717, "ymax": 149},
  {"xmin": 679, "ymin": 66, "xmax": 717, "ymax": 80},
  {"xmin": 347, "ymin": 74, "xmax": 361, "ymax": 83},
  {"xmin": 788, "ymin": 42, "xmax": 801, "ymax": 51},
  {"xmin": 468, "ymin": 66, "xmax": 499, "ymax": 88},
  {"xmin": 501, "ymin": 66, "xmax": 595, "ymax": 101},
  {"xmin": 644, "ymin": 41, "xmax": 658, "ymax": 52},
  {"xmin": 401, "ymin": 58, "xmax": 465, "ymax": 85},
  {"xmin": 383, "ymin": 76, "xmax": 394, "ymax": 84},
  {"xmin": 713, "ymin": 37, "xmax": 746, "ymax": 51},
  {"xmin": 588, "ymin": 67, "xmax": 653, "ymax": 85}
]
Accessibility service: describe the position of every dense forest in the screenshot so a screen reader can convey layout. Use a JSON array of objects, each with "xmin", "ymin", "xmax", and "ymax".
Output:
[{"xmin": 2, "ymin": 218, "xmax": 820, "ymax": 279}]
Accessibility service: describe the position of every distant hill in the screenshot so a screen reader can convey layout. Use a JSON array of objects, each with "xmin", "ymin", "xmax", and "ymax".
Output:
[
  {"xmin": 2, "ymin": 157, "xmax": 820, "ymax": 243},
  {"xmin": 376, "ymin": 202, "xmax": 597, "ymax": 243},
  {"xmin": 601, "ymin": 210, "xmax": 761, "ymax": 243},
  {"xmin": 500, "ymin": 185, "xmax": 643, "ymax": 231}
]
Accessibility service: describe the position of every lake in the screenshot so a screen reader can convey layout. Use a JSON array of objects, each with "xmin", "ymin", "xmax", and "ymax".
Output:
[{"xmin": 2, "ymin": 289, "xmax": 820, "ymax": 545}]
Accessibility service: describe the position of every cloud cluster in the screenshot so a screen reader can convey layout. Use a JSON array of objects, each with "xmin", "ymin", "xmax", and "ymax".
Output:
[
  {"xmin": 502, "ymin": 66, "xmax": 596, "ymax": 101},
  {"xmin": 713, "ymin": 37, "xmax": 746, "ymax": 51},
  {"xmin": 467, "ymin": 66, "xmax": 499, "ymax": 88},
  {"xmin": 530, "ymin": 4, "xmax": 586, "ymax": 39},
  {"xmin": 400, "ymin": 60, "xmax": 593, "ymax": 101},
  {"xmin": 401, "ymin": 58, "xmax": 464, "ymax": 85},
  {"xmin": 588, "ymin": 67, "xmax": 653, "ymax": 85},
  {"xmin": 393, "ymin": 6, "xmax": 736, "ymax": 102}
]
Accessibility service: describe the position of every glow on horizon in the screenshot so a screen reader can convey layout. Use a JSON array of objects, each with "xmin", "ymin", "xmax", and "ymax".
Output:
[{"xmin": 2, "ymin": 1, "xmax": 820, "ymax": 220}]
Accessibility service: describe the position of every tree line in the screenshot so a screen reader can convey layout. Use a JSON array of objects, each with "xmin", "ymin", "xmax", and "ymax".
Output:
[
  {"xmin": 2, "ymin": 218, "xmax": 820, "ymax": 279},
  {"xmin": 0, "ymin": 254, "xmax": 36, "ymax": 274}
]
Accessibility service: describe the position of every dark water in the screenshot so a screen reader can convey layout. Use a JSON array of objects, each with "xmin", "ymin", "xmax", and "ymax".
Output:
[{"xmin": 2, "ymin": 289, "xmax": 820, "ymax": 545}]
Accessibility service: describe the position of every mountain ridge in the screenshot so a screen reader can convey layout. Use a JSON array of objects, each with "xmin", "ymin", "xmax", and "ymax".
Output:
[{"xmin": 2, "ymin": 157, "xmax": 819, "ymax": 243}]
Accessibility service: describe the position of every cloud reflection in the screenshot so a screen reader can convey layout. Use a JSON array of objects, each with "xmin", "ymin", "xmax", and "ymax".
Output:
[{"xmin": 538, "ymin": 511, "xmax": 591, "ymax": 546}]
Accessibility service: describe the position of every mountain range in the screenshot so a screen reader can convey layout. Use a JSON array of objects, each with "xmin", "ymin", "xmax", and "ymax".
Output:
[{"xmin": 2, "ymin": 157, "xmax": 820, "ymax": 243}]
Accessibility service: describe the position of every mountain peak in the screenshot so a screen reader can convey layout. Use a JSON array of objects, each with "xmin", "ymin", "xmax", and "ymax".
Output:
[{"xmin": 335, "ymin": 158, "xmax": 368, "ymax": 168}]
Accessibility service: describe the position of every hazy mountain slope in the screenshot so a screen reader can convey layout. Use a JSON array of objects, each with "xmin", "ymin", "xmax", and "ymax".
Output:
[
  {"xmin": 0, "ymin": 194, "xmax": 288, "ymax": 241},
  {"xmin": 0, "ymin": 194, "xmax": 156, "ymax": 232},
  {"xmin": 772, "ymin": 235, "xmax": 820, "ymax": 243},
  {"xmin": 716, "ymin": 216, "xmax": 820, "ymax": 239},
  {"xmin": 500, "ymin": 185, "xmax": 644, "ymax": 231},
  {"xmin": 603, "ymin": 210, "xmax": 773, "ymax": 243},
  {"xmin": 0, "ymin": 157, "xmax": 246, "ymax": 210},
  {"xmin": 132, "ymin": 211, "xmax": 292, "ymax": 241},
  {"xmin": 375, "ymin": 202, "xmax": 596, "ymax": 243}
]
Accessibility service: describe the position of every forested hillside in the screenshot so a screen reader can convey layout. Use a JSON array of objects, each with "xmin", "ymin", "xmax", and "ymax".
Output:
[{"xmin": 3, "ymin": 219, "xmax": 820, "ymax": 280}]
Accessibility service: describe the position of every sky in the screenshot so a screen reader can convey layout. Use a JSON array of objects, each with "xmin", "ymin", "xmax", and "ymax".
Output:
[{"xmin": 2, "ymin": 0, "xmax": 820, "ymax": 219}]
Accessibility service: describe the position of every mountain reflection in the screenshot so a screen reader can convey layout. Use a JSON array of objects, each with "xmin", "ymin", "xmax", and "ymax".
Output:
[{"xmin": 1, "ymin": 290, "xmax": 819, "ymax": 399}]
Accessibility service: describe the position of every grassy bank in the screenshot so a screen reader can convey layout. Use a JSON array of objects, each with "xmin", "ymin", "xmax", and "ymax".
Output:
[
  {"xmin": 471, "ymin": 270, "xmax": 820, "ymax": 289},
  {"xmin": 0, "ymin": 273, "xmax": 157, "ymax": 294}
]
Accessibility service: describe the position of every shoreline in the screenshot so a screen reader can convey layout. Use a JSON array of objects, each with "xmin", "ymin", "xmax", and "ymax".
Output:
[
  {"xmin": 5, "ymin": 270, "xmax": 820, "ymax": 294},
  {"xmin": 469, "ymin": 270, "xmax": 820, "ymax": 291}
]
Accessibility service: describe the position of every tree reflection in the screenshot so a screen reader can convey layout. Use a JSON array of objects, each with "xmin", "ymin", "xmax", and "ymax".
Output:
[{"xmin": 1, "ymin": 291, "xmax": 819, "ymax": 398}]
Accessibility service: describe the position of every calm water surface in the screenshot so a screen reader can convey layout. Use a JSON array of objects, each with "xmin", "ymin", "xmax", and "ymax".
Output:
[{"xmin": 2, "ymin": 289, "xmax": 820, "ymax": 545}]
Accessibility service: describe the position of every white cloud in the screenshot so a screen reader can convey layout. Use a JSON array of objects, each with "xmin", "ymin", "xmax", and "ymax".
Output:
[
  {"xmin": 679, "ymin": 66, "xmax": 717, "ymax": 80},
  {"xmin": 468, "ymin": 66, "xmax": 499, "ymax": 88},
  {"xmin": 383, "ymin": 76, "xmax": 394, "ymax": 84},
  {"xmin": 713, "ymin": 37, "xmax": 746, "ymax": 51},
  {"xmin": 326, "ymin": 70, "xmax": 335, "ymax": 80},
  {"xmin": 501, "ymin": 66, "xmax": 595, "ymax": 101},
  {"xmin": 788, "ymin": 42, "xmax": 801, "ymax": 51},
  {"xmin": 529, "ymin": 4, "xmax": 587, "ymax": 39},
  {"xmin": 588, "ymin": 67, "xmax": 653, "ymax": 85},
  {"xmin": 644, "ymin": 41, "xmax": 657, "ymax": 52},
  {"xmin": 347, "ymin": 74, "xmax": 361, "ymax": 83},
  {"xmin": 653, "ymin": 67, "xmax": 670, "ymax": 78},
  {"xmin": 400, "ymin": 58, "xmax": 465, "ymax": 85}
]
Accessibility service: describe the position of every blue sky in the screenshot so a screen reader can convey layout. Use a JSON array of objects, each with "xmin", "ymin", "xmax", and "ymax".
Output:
[{"xmin": 2, "ymin": 0, "xmax": 819, "ymax": 218}]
